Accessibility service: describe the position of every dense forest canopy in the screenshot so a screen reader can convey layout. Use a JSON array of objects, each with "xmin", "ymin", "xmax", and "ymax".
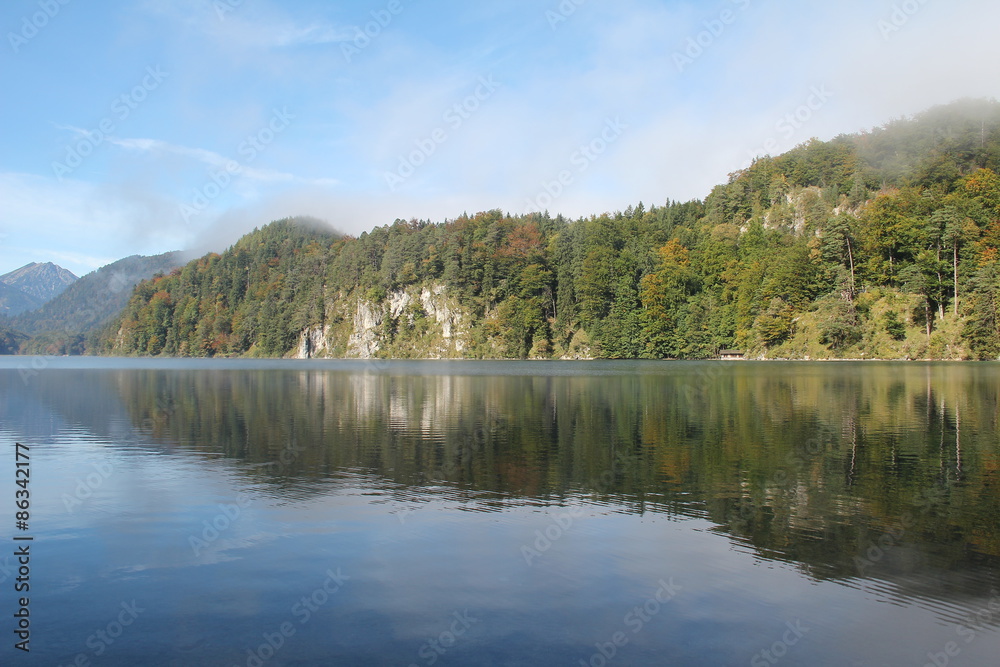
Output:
[{"xmin": 53, "ymin": 99, "xmax": 1000, "ymax": 359}]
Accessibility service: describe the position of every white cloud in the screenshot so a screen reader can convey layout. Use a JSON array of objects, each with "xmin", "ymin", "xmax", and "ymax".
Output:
[
  {"xmin": 272, "ymin": 22, "xmax": 354, "ymax": 47},
  {"xmin": 107, "ymin": 136, "xmax": 299, "ymax": 184},
  {"xmin": 503, "ymin": 0, "xmax": 1000, "ymax": 205},
  {"xmin": 7, "ymin": 0, "xmax": 1000, "ymax": 276},
  {"xmin": 139, "ymin": 0, "xmax": 352, "ymax": 51},
  {"xmin": 0, "ymin": 172, "xmax": 186, "ymax": 276}
]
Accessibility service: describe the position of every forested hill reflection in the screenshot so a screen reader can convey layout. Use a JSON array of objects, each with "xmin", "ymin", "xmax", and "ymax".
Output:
[{"xmin": 10, "ymin": 362, "xmax": 1000, "ymax": 593}]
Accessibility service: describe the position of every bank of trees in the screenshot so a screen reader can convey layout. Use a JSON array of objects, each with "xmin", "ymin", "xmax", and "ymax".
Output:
[{"xmin": 107, "ymin": 99, "xmax": 1000, "ymax": 359}]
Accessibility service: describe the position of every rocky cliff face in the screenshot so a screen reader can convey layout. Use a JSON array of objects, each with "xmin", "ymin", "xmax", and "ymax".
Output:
[
  {"xmin": 346, "ymin": 300, "xmax": 384, "ymax": 358},
  {"xmin": 296, "ymin": 324, "xmax": 333, "ymax": 359},
  {"xmin": 295, "ymin": 283, "xmax": 470, "ymax": 359}
]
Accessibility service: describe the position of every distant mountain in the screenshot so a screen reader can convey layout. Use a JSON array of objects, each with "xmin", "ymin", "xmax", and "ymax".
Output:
[
  {"xmin": 1, "ymin": 262, "xmax": 77, "ymax": 303},
  {"xmin": 7, "ymin": 252, "xmax": 185, "ymax": 337},
  {"xmin": 0, "ymin": 282, "xmax": 41, "ymax": 316},
  {"xmin": 0, "ymin": 326, "xmax": 27, "ymax": 354}
]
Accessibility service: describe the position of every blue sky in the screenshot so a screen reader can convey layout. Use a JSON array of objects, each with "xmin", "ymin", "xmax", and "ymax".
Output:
[{"xmin": 1, "ymin": 0, "xmax": 998, "ymax": 277}]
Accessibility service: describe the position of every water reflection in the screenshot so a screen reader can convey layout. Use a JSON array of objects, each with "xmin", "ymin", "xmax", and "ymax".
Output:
[{"xmin": 2, "ymin": 360, "xmax": 999, "ymax": 664}]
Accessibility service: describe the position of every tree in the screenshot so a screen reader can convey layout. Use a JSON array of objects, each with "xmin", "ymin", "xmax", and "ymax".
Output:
[
  {"xmin": 640, "ymin": 240, "xmax": 696, "ymax": 357},
  {"xmin": 577, "ymin": 248, "xmax": 615, "ymax": 325},
  {"xmin": 817, "ymin": 297, "xmax": 861, "ymax": 350},
  {"xmin": 963, "ymin": 262, "xmax": 1000, "ymax": 359},
  {"xmin": 858, "ymin": 191, "xmax": 925, "ymax": 285},
  {"xmin": 935, "ymin": 206, "xmax": 978, "ymax": 316},
  {"xmin": 755, "ymin": 298, "xmax": 795, "ymax": 348},
  {"xmin": 884, "ymin": 310, "xmax": 907, "ymax": 341},
  {"xmin": 600, "ymin": 249, "xmax": 644, "ymax": 358},
  {"xmin": 898, "ymin": 264, "xmax": 934, "ymax": 338},
  {"xmin": 818, "ymin": 214, "xmax": 859, "ymax": 298},
  {"xmin": 848, "ymin": 171, "xmax": 868, "ymax": 208}
]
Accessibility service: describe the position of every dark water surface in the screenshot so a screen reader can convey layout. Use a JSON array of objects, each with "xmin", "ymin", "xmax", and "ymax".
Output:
[{"xmin": 1, "ymin": 358, "xmax": 999, "ymax": 666}]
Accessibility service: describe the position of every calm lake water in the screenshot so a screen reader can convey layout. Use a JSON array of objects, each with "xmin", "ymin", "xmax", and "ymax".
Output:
[{"xmin": 1, "ymin": 358, "xmax": 999, "ymax": 666}]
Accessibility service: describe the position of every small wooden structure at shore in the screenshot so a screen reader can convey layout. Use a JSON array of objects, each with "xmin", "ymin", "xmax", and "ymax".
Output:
[{"xmin": 718, "ymin": 350, "xmax": 745, "ymax": 360}]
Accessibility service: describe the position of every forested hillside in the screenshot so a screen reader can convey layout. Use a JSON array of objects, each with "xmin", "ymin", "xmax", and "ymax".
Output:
[
  {"xmin": 106, "ymin": 99, "xmax": 1000, "ymax": 360},
  {"xmin": 0, "ymin": 327, "xmax": 26, "ymax": 355},
  {"xmin": 1, "ymin": 252, "xmax": 184, "ymax": 355},
  {"xmin": 0, "ymin": 283, "xmax": 40, "ymax": 317}
]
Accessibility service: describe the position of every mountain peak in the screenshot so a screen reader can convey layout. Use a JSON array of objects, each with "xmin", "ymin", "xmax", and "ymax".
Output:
[{"xmin": 0, "ymin": 262, "xmax": 79, "ymax": 315}]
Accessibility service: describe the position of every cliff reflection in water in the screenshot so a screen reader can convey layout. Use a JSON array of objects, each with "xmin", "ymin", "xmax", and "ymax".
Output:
[{"xmin": 16, "ymin": 361, "xmax": 1000, "ymax": 604}]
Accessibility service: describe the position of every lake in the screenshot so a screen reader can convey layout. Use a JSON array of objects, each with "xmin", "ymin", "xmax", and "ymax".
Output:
[{"xmin": 1, "ymin": 358, "xmax": 999, "ymax": 666}]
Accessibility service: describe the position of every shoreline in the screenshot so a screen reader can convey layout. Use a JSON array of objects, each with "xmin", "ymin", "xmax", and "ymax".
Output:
[{"xmin": 0, "ymin": 354, "xmax": 987, "ymax": 363}]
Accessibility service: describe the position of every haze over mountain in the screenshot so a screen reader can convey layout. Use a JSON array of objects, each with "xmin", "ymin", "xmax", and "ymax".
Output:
[{"xmin": 0, "ymin": 282, "xmax": 40, "ymax": 317}]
